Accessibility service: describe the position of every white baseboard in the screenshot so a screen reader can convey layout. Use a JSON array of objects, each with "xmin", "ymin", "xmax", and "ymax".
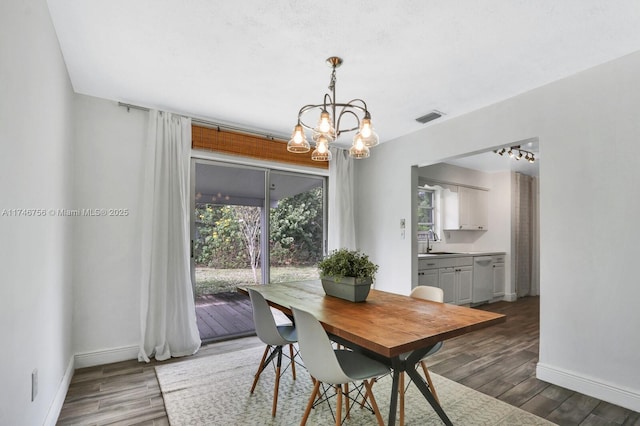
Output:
[
  {"xmin": 44, "ymin": 355, "xmax": 74, "ymax": 426},
  {"xmin": 504, "ymin": 292, "xmax": 517, "ymax": 302},
  {"xmin": 75, "ymin": 345, "xmax": 139, "ymax": 369},
  {"xmin": 537, "ymin": 362, "xmax": 640, "ymax": 412}
]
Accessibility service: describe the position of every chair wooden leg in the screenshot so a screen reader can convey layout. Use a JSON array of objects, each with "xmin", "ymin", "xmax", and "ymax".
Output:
[
  {"xmin": 420, "ymin": 361, "xmax": 440, "ymax": 404},
  {"xmin": 363, "ymin": 379, "xmax": 385, "ymax": 426},
  {"xmin": 399, "ymin": 372, "xmax": 405, "ymax": 426},
  {"xmin": 289, "ymin": 344, "xmax": 297, "ymax": 380},
  {"xmin": 250, "ymin": 345, "xmax": 270, "ymax": 394},
  {"xmin": 336, "ymin": 385, "xmax": 342, "ymax": 426},
  {"xmin": 300, "ymin": 380, "xmax": 321, "ymax": 426},
  {"xmin": 272, "ymin": 348, "xmax": 283, "ymax": 417},
  {"xmin": 359, "ymin": 377, "xmax": 377, "ymax": 408},
  {"xmin": 344, "ymin": 383, "xmax": 350, "ymax": 419}
]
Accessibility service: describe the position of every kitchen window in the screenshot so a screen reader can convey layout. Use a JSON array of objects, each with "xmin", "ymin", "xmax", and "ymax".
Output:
[{"xmin": 417, "ymin": 187, "xmax": 436, "ymax": 235}]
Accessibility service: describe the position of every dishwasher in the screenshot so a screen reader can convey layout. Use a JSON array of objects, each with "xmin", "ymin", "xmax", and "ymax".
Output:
[{"xmin": 472, "ymin": 256, "xmax": 493, "ymax": 304}]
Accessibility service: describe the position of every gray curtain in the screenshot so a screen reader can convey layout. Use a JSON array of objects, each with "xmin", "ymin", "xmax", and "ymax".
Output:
[{"xmin": 513, "ymin": 172, "xmax": 539, "ymax": 297}]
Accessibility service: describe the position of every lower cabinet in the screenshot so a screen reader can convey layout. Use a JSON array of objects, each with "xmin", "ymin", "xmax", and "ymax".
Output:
[
  {"xmin": 418, "ymin": 257, "xmax": 473, "ymax": 305},
  {"xmin": 438, "ymin": 266, "xmax": 472, "ymax": 304},
  {"xmin": 418, "ymin": 268, "xmax": 439, "ymax": 287},
  {"xmin": 458, "ymin": 266, "xmax": 473, "ymax": 304},
  {"xmin": 492, "ymin": 258, "xmax": 505, "ymax": 298},
  {"xmin": 437, "ymin": 267, "xmax": 455, "ymax": 303}
]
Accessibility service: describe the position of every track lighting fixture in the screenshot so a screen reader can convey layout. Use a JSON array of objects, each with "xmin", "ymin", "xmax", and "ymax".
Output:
[{"xmin": 494, "ymin": 145, "xmax": 535, "ymax": 163}]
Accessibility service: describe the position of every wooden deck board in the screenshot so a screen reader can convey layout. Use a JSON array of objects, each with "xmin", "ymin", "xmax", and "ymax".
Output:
[{"xmin": 195, "ymin": 291, "xmax": 256, "ymax": 342}]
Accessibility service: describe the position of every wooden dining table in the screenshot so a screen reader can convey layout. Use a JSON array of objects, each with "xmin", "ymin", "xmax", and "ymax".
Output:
[{"xmin": 238, "ymin": 280, "xmax": 506, "ymax": 425}]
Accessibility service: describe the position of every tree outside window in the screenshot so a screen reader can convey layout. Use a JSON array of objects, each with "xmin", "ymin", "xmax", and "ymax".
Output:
[{"xmin": 417, "ymin": 187, "xmax": 435, "ymax": 237}]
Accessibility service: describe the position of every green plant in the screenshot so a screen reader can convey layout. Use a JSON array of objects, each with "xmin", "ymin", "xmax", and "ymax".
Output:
[{"xmin": 317, "ymin": 249, "xmax": 379, "ymax": 281}]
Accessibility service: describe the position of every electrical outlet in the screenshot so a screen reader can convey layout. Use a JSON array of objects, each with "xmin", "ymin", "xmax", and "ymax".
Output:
[{"xmin": 31, "ymin": 369, "xmax": 38, "ymax": 402}]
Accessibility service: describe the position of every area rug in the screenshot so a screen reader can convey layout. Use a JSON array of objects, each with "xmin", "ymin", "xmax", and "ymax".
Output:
[{"xmin": 156, "ymin": 346, "xmax": 555, "ymax": 425}]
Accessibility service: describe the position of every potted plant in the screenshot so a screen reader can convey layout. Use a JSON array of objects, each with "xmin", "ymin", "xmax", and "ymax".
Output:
[{"xmin": 317, "ymin": 248, "xmax": 379, "ymax": 302}]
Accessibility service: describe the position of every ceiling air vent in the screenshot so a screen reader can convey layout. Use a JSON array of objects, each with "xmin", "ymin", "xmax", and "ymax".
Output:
[{"xmin": 415, "ymin": 110, "xmax": 444, "ymax": 124}]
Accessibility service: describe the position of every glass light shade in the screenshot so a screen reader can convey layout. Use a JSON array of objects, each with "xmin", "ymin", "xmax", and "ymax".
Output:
[
  {"xmin": 349, "ymin": 134, "xmax": 370, "ymax": 159},
  {"xmin": 311, "ymin": 137, "xmax": 332, "ymax": 161},
  {"xmin": 287, "ymin": 124, "xmax": 310, "ymax": 153},
  {"xmin": 312, "ymin": 110, "xmax": 336, "ymax": 142},
  {"xmin": 357, "ymin": 117, "xmax": 379, "ymax": 147}
]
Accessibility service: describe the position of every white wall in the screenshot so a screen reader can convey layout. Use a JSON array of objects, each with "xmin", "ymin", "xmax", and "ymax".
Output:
[
  {"xmin": 0, "ymin": 1, "xmax": 75, "ymax": 424},
  {"xmin": 71, "ymin": 96, "xmax": 147, "ymax": 363},
  {"xmin": 356, "ymin": 51, "xmax": 640, "ymax": 410}
]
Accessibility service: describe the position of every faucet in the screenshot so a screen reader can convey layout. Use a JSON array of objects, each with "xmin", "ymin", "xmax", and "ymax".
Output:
[{"xmin": 426, "ymin": 229, "xmax": 435, "ymax": 253}]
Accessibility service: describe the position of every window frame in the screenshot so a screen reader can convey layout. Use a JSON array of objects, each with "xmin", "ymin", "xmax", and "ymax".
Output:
[{"xmin": 417, "ymin": 186, "xmax": 436, "ymax": 237}]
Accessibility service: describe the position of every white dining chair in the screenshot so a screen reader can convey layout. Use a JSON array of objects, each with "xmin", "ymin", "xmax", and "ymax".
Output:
[
  {"xmin": 247, "ymin": 288, "xmax": 299, "ymax": 417},
  {"xmin": 292, "ymin": 306, "xmax": 389, "ymax": 426}
]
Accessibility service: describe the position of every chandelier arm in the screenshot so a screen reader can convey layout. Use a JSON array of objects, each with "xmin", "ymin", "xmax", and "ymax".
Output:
[
  {"xmin": 343, "ymin": 98, "xmax": 369, "ymax": 113},
  {"xmin": 335, "ymin": 109, "xmax": 362, "ymax": 136},
  {"xmin": 322, "ymin": 93, "xmax": 335, "ymax": 111},
  {"xmin": 297, "ymin": 104, "xmax": 324, "ymax": 130}
]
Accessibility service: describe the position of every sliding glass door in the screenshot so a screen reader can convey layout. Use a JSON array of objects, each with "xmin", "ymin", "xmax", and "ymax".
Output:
[{"xmin": 191, "ymin": 159, "xmax": 326, "ymax": 342}]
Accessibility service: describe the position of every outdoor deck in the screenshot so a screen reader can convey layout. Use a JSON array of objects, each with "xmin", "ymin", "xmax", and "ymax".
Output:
[{"xmin": 195, "ymin": 292, "xmax": 256, "ymax": 342}]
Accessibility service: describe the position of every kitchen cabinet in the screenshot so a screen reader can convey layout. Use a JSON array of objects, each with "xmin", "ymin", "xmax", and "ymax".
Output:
[
  {"xmin": 443, "ymin": 186, "xmax": 488, "ymax": 230},
  {"xmin": 440, "ymin": 265, "xmax": 472, "ymax": 304},
  {"xmin": 438, "ymin": 267, "xmax": 455, "ymax": 303},
  {"xmin": 458, "ymin": 266, "xmax": 473, "ymax": 304},
  {"xmin": 492, "ymin": 255, "xmax": 505, "ymax": 298},
  {"xmin": 418, "ymin": 268, "xmax": 438, "ymax": 287},
  {"xmin": 418, "ymin": 256, "xmax": 473, "ymax": 305}
]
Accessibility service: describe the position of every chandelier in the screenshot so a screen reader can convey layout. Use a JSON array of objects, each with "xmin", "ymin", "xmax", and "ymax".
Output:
[
  {"xmin": 287, "ymin": 56, "xmax": 379, "ymax": 161},
  {"xmin": 494, "ymin": 145, "xmax": 535, "ymax": 163}
]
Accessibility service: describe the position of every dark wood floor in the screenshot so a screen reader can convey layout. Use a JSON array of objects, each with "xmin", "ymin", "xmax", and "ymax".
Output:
[{"xmin": 57, "ymin": 296, "xmax": 640, "ymax": 425}]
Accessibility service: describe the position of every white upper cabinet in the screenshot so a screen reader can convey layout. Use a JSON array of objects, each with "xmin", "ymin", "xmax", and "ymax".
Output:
[{"xmin": 442, "ymin": 186, "xmax": 488, "ymax": 230}]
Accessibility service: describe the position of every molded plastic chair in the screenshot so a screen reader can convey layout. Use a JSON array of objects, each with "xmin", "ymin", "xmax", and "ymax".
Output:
[
  {"xmin": 398, "ymin": 285, "xmax": 445, "ymax": 425},
  {"xmin": 292, "ymin": 306, "xmax": 390, "ymax": 426},
  {"xmin": 248, "ymin": 288, "xmax": 299, "ymax": 417}
]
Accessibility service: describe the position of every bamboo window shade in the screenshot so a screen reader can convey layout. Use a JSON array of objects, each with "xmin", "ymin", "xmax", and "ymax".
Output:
[{"xmin": 191, "ymin": 125, "xmax": 328, "ymax": 170}]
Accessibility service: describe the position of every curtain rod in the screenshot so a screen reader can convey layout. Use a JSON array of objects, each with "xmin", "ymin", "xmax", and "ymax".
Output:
[{"xmin": 117, "ymin": 102, "xmax": 287, "ymax": 142}]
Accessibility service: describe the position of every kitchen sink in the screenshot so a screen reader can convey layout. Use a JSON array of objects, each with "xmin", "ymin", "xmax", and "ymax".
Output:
[{"xmin": 425, "ymin": 251, "xmax": 459, "ymax": 255}]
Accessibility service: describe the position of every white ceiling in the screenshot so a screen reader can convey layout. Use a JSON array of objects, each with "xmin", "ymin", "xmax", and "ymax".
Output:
[
  {"xmin": 47, "ymin": 1, "xmax": 640, "ymax": 173},
  {"xmin": 444, "ymin": 139, "xmax": 540, "ymax": 176}
]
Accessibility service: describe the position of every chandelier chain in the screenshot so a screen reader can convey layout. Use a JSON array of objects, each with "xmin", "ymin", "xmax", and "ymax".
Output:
[{"xmin": 329, "ymin": 67, "xmax": 337, "ymax": 92}]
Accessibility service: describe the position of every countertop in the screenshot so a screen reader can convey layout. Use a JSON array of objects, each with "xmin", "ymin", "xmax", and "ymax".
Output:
[{"xmin": 418, "ymin": 251, "xmax": 505, "ymax": 259}]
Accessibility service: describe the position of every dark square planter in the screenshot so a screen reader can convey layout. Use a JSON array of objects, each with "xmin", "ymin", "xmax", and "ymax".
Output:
[{"xmin": 321, "ymin": 276, "xmax": 372, "ymax": 302}]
